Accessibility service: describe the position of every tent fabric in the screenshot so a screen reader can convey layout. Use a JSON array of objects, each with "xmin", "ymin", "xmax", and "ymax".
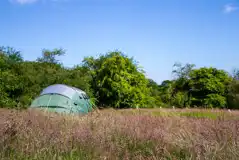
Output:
[
  {"xmin": 30, "ymin": 84, "xmax": 92, "ymax": 114},
  {"xmin": 40, "ymin": 84, "xmax": 80, "ymax": 99}
]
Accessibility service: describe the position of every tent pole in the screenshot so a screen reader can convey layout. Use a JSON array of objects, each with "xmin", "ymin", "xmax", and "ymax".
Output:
[{"xmin": 47, "ymin": 94, "xmax": 52, "ymax": 108}]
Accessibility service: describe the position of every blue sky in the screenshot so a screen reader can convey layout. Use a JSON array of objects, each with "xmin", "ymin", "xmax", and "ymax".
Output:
[{"xmin": 0, "ymin": 0, "xmax": 239, "ymax": 83}]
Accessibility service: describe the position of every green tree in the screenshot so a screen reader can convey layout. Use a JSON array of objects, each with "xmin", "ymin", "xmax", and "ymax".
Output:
[
  {"xmin": 0, "ymin": 47, "xmax": 24, "ymax": 108},
  {"xmin": 189, "ymin": 67, "xmax": 232, "ymax": 108},
  {"xmin": 171, "ymin": 62, "xmax": 195, "ymax": 107},
  {"xmin": 0, "ymin": 46, "xmax": 93, "ymax": 108},
  {"xmin": 227, "ymin": 69, "xmax": 239, "ymax": 109},
  {"xmin": 147, "ymin": 79, "xmax": 164, "ymax": 107},
  {"xmin": 158, "ymin": 80, "xmax": 174, "ymax": 106},
  {"xmin": 0, "ymin": 46, "xmax": 23, "ymax": 63},
  {"xmin": 36, "ymin": 48, "xmax": 65, "ymax": 64},
  {"xmin": 82, "ymin": 51, "xmax": 151, "ymax": 108}
]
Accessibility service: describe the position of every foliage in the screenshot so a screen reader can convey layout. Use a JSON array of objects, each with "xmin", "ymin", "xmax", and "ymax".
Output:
[
  {"xmin": 82, "ymin": 51, "xmax": 151, "ymax": 108},
  {"xmin": 155, "ymin": 64, "xmax": 235, "ymax": 108},
  {"xmin": 0, "ymin": 46, "xmax": 23, "ymax": 63},
  {"xmin": 36, "ymin": 48, "xmax": 65, "ymax": 64},
  {"xmin": 227, "ymin": 77, "xmax": 239, "ymax": 109},
  {"xmin": 147, "ymin": 79, "xmax": 164, "ymax": 107},
  {"xmin": 172, "ymin": 63, "xmax": 195, "ymax": 107},
  {"xmin": 158, "ymin": 80, "xmax": 174, "ymax": 106},
  {"xmin": 0, "ymin": 46, "xmax": 92, "ymax": 108},
  {"xmin": 1, "ymin": 45, "xmax": 239, "ymax": 109},
  {"xmin": 189, "ymin": 67, "xmax": 232, "ymax": 108}
]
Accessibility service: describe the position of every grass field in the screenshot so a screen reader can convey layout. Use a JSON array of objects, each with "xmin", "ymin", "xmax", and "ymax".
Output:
[{"xmin": 1, "ymin": 108, "xmax": 239, "ymax": 160}]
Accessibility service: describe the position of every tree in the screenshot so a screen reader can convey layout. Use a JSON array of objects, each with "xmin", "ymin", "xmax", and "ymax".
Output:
[
  {"xmin": 227, "ymin": 69, "xmax": 239, "ymax": 109},
  {"xmin": 82, "ymin": 51, "xmax": 151, "ymax": 108},
  {"xmin": 0, "ymin": 47, "xmax": 24, "ymax": 108},
  {"xmin": 1, "ymin": 45, "xmax": 239, "ymax": 110},
  {"xmin": 0, "ymin": 46, "xmax": 23, "ymax": 63},
  {"xmin": 171, "ymin": 62, "xmax": 195, "ymax": 107},
  {"xmin": 189, "ymin": 67, "xmax": 232, "ymax": 108},
  {"xmin": 36, "ymin": 48, "xmax": 65, "ymax": 64},
  {"xmin": 172, "ymin": 62, "xmax": 195, "ymax": 80},
  {"xmin": 158, "ymin": 80, "xmax": 174, "ymax": 106},
  {"xmin": 232, "ymin": 69, "xmax": 239, "ymax": 80},
  {"xmin": 147, "ymin": 79, "xmax": 164, "ymax": 107},
  {"xmin": 0, "ymin": 46, "xmax": 94, "ymax": 108}
]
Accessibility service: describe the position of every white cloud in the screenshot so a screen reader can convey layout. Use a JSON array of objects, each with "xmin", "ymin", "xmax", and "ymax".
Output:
[
  {"xmin": 223, "ymin": 3, "xmax": 238, "ymax": 13},
  {"xmin": 9, "ymin": 0, "xmax": 69, "ymax": 4},
  {"xmin": 9, "ymin": 0, "xmax": 39, "ymax": 4}
]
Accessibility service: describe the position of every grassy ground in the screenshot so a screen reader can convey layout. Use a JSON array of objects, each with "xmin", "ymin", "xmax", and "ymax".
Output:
[
  {"xmin": 115, "ymin": 108, "xmax": 239, "ymax": 120},
  {"xmin": 1, "ymin": 108, "xmax": 239, "ymax": 160}
]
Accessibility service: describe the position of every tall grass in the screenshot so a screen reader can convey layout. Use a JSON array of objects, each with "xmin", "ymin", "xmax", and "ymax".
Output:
[{"xmin": 1, "ymin": 108, "xmax": 239, "ymax": 159}]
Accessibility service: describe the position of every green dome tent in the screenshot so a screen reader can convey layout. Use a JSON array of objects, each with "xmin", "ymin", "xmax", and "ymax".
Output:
[{"xmin": 30, "ymin": 84, "xmax": 93, "ymax": 114}]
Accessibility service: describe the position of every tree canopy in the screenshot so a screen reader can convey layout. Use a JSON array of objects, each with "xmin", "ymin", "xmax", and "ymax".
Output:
[
  {"xmin": 82, "ymin": 51, "xmax": 151, "ymax": 108},
  {"xmin": 0, "ymin": 46, "xmax": 239, "ymax": 109}
]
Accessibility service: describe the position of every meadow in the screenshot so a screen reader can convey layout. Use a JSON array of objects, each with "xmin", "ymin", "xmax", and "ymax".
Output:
[{"xmin": 1, "ymin": 108, "xmax": 239, "ymax": 160}]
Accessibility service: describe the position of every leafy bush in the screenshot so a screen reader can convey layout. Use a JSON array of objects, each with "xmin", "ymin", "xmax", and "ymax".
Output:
[{"xmin": 1, "ymin": 46, "xmax": 239, "ymax": 109}]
